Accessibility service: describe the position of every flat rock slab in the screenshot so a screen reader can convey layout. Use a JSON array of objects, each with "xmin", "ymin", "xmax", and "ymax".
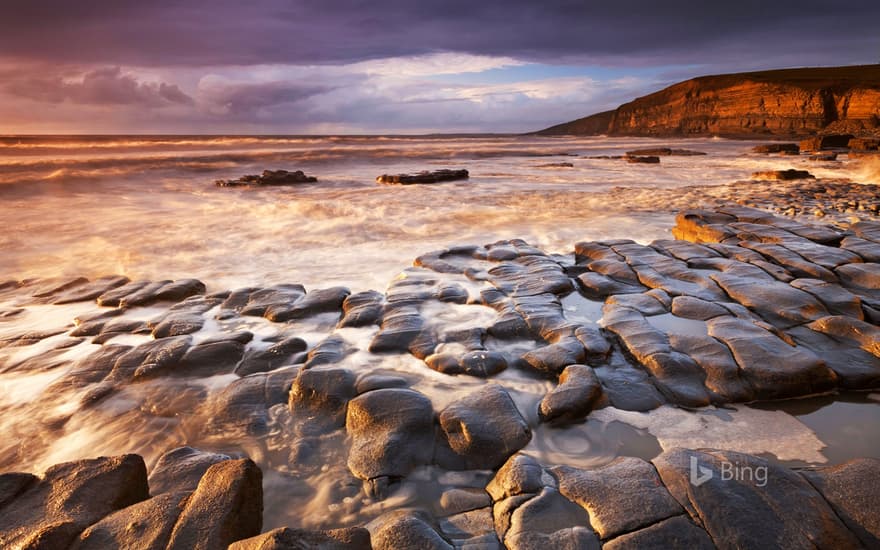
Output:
[
  {"xmin": 216, "ymin": 169, "xmax": 317, "ymax": 186},
  {"xmin": 376, "ymin": 169, "xmax": 469, "ymax": 185}
]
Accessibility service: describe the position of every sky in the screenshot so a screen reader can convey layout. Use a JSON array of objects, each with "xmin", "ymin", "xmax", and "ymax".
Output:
[{"xmin": 1, "ymin": 0, "xmax": 879, "ymax": 134}]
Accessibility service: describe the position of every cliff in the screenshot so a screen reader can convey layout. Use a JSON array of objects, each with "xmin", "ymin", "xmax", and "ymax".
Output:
[{"xmin": 538, "ymin": 65, "xmax": 880, "ymax": 138}]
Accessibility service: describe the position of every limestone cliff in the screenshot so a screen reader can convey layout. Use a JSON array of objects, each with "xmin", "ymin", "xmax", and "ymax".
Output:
[{"xmin": 539, "ymin": 65, "xmax": 880, "ymax": 138}]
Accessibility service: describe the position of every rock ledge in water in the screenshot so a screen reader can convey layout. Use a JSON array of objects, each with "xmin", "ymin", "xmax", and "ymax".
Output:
[
  {"xmin": 216, "ymin": 169, "xmax": 318, "ymax": 187},
  {"xmin": 376, "ymin": 169, "xmax": 469, "ymax": 185}
]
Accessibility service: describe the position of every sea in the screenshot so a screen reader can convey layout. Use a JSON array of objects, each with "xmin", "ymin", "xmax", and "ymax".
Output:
[{"xmin": 0, "ymin": 134, "xmax": 878, "ymax": 529}]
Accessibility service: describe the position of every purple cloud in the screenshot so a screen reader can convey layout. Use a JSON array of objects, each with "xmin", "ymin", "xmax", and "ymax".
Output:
[{"xmin": 3, "ymin": 66, "xmax": 194, "ymax": 107}]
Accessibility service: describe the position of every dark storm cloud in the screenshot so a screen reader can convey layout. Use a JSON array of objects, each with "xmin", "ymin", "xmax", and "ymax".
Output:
[
  {"xmin": 0, "ymin": 0, "xmax": 877, "ymax": 67},
  {"xmin": 3, "ymin": 66, "xmax": 194, "ymax": 106}
]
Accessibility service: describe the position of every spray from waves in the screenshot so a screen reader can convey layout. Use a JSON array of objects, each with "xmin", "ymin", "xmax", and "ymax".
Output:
[{"xmin": 851, "ymin": 154, "xmax": 880, "ymax": 184}]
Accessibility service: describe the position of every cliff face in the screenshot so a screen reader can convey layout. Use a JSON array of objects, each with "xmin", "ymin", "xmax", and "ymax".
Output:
[{"xmin": 539, "ymin": 65, "xmax": 880, "ymax": 138}]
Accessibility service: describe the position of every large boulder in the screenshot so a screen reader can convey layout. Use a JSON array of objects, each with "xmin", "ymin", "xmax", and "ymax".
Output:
[
  {"xmin": 438, "ymin": 384, "xmax": 531, "ymax": 470},
  {"xmin": 165, "ymin": 458, "xmax": 263, "ymax": 550},
  {"xmin": 346, "ymin": 388, "xmax": 435, "ymax": 494},
  {"xmin": 229, "ymin": 526, "xmax": 371, "ymax": 549},
  {"xmin": 0, "ymin": 455, "xmax": 149, "ymax": 549}
]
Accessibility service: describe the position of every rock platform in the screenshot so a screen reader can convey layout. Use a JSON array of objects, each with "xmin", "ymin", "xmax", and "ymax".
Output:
[{"xmin": 1, "ymin": 207, "xmax": 879, "ymax": 548}]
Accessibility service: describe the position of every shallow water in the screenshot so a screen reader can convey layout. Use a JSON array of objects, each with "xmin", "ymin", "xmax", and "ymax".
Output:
[{"xmin": 0, "ymin": 134, "xmax": 878, "ymax": 531}]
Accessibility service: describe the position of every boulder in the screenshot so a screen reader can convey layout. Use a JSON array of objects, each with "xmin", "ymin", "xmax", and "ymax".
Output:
[
  {"xmin": 71, "ymin": 491, "xmax": 189, "ymax": 550},
  {"xmin": 338, "ymin": 290, "xmax": 384, "ymax": 327},
  {"xmin": 346, "ymin": 388, "xmax": 435, "ymax": 491},
  {"xmin": 438, "ymin": 384, "xmax": 531, "ymax": 470},
  {"xmin": 0, "ymin": 455, "xmax": 149, "ymax": 549},
  {"xmin": 370, "ymin": 510, "xmax": 452, "ymax": 549},
  {"xmin": 538, "ymin": 364, "xmax": 603, "ymax": 425},
  {"xmin": 165, "ymin": 458, "xmax": 263, "ymax": 550},
  {"xmin": 148, "ymin": 446, "xmax": 232, "ymax": 495},
  {"xmin": 288, "ymin": 368, "xmax": 357, "ymax": 432}
]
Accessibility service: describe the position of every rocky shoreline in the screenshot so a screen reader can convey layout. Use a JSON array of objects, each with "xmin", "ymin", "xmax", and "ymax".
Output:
[{"xmin": 1, "ymin": 207, "xmax": 879, "ymax": 548}]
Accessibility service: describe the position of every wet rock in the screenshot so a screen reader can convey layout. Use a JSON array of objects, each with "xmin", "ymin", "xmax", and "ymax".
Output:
[
  {"xmin": 369, "ymin": 308, "xmax": 424, "ymax": 353},
  {"xmin": 438, "ymin": 507, "xmax": 498, "ymax": 547},
  {"xmin": 841, "ymin": 236, "xmax": 880, "ymax": 263},
  {"xmin": 338, "ymin": 290, "xmax": 384, "ymax": 327},
  {"xmin": 229, "ymin": 526, "xmax": 371, "ymax": 549},
  {"xmin": 671, "ymin": 210, "xmax": 737, "ymax": 243},
  {"xmin": 486, "ymin": 453, "xmax": 554, "ymax": 501},
  {"xmin": 667, "ymin": 332, "xmax": 755, "ymax": 403},
  {"xmin": 216, "ymin": 169, "xmax": 318, "ymax": 187},
  {"xmin": 51, "ymin": 275, "xmax": 130, "ymax": 305},
  {"xmin": 603, "ymin": 515, "xmax": 715, "ymax": 550},
  {"xmin": 267, "ymin": 286, "xmax": 350, "ymax": 322},
  {"xmin": 150, "ymin": 312, "xmax": 205, "ymax": 338},
  {"xmin": 109, "ymin": 335, "xmax": 191, "ymax": 382},
  {"xmin": 355, "ymin": 373, "xmax": 410, "ymax": 394},
  {"xmin": 751, "ymin": 169, "xmax": 814, "ymax": 180},
  {"xmin": 96, "ymin": 281, "xmax": 151, "ymax": 307},
  {"xmin": 376, "ymin": 169, "xmax": 469, "ymax": 185},
  {"xmin": 371, "ymin": 510, "xmax": 452, "ymax": 549},
  {"xmin": 288, "ymin": 367, "xmax": 357, "ymax": 432},
  {"xmin": 836, "ymin": 263, "xmax": 880, "ymax": 305},
  {"xmin": 205, "ymin": 367, "xmax": 298, "ymax": 437},
  {"xmin": 166, "ymin": 458, "xmax": 263, "ymax": 550},
  {"xmin": 574, "ymin": 325, "xmax": 612, "ymax": 363},
  {"xmin": 235, "ymin": 335, "xmax": 308, "ymax": 376},
  {"xmin": 653, "ymin": 448, "xmax": 861, "ymax": 549},
  {"xmin": 790, "ymin": 278, "xmax": 864, "ymax": 319},
  {"xmin": 72, "ymin": 491, "xmax": 189, "ymax": 550},
  {"xmin": 802, "ymin": 458, "xmax": 880, "ymax": 548},
  {"xmin": 670, "ymin": 295, "xmax": 729, "ymax": 320},
  {"xmin": 218, "ymin": 287, "xmax": 258, "ymax": 315},
  {"xmin": 45, "ymin": 344, "xmax": 131, "ymax": 394},
  {"xmin": 625, "ymin": 147, "xmax": 706, "ymax": 156},
  {"xmin": 740, "ymin": 241, "xmax": 837, "ymax": 281},
  {"xmin": 171, "ymin": 338, "xmax": 245, "ymax": 378},
  {"xmin": 438, "ymin": 488, "xmax": 493, "ymax": 516},
  {"xmin": 553, "ymin": 457, "xmax": 682, "ymax": 539},
  {"xmin": 438, "ymin": 384, "xmax": 531, "ymax": 470},
  {"xmin": 0, "ymin": 455, "xmax": 149, "ymax": 549},
  {"xmin": 240, "ymin": 284, "xmax": 307, "ymax": 318},
  {"xmin": 576, "ymin": 272, "xmax": 646, "ymax": 298},
  {"xmin": 626, "ymin": 155, "xmax": 660, "ymax": 163},
  {"xmin": 807, "ymin": 315, "xmax": 880, "ymax": 357},
  {"xmin": 606, "ymin": 293, "xmax": 669, "ymax": 316},
  {"xmin": 126, "ymin": 279, "xmax": 206, "ymax": 307},
  {"xmin": 502, "ymin": 487, "xmax": 599, "ymax": 550},
  {"xmin": 0, "ymin": 472, "xmax": 37, "ymax": 508},
  {"xmin": 148, "ymin": 446, "xmax": 232, "ymax": 495},
  {"xmin": 707, "ymin": 316, "xmax": 836, "ymax": 399},
  {"xmin": 305, "ymin": 335, "xmax": 352, "ymax": 368},
  {"xmin": 346, "ymin": 389, "xmax": 435, "ymax": 492},
  {"xmin": 711, "ymin": 271, "xmax": 829, "ymax": 328},
  {"xmin": 521, "ymin": 337, "xmax": 586, "ymax": 377},
  {"xmin": 752, "ymin": 143, "xmax": 799, "ymax": 154},
  {"xmin": 458, "ymin": 350, "xmax": 508, "ymax": 377},
  {"xmin": 538, "ymin": 365, "xmax": 602, "ymax": 425}
]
